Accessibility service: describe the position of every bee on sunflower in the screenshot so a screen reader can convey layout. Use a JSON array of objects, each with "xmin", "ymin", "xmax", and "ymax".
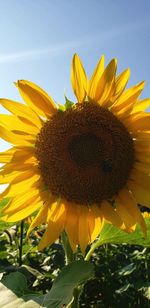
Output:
[{"xmin": 0, "ymin": 54, "xmax": 150, "ymax": 253}]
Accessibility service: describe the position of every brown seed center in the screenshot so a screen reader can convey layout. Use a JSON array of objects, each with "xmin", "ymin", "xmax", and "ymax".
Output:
[
  {"xmin": 68, "ymin": 133, "xmax": 102, "ymax": 167},
  {"xmin": 35, "ymin": 102, "xmax": 135, "ymax": 204}
]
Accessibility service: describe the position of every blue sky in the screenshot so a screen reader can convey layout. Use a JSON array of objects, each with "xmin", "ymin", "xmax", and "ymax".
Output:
[{"xmin": 0, "ymin": 0, "xmax": 150, "ymax": 152}]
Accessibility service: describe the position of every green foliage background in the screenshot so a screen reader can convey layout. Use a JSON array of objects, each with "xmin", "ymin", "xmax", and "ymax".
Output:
[{"xmin": 0, "ymin": 198, "xmax": 150, "ymax": 307}]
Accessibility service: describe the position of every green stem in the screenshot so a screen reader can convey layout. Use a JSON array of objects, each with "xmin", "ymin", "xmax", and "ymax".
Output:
[
  {"xmin": 61, "ymin": 231, "xmax": 74, "ymax": 265},
  {"xmin": 61, "ymin": 232, "xmax": 82, "ymax": 307},
  {"xmin": 18, "ymin": 220, "xmax": 24, "ymax": 266},
  {"xmin": 84, "ymin": 241, "xmax": 99, "ymax": 261},
  {"xmin": 68, "ymin": 286, "xmax": 81, "ymax": 308}
]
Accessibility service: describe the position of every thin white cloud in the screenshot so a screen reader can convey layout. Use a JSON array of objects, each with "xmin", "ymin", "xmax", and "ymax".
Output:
[
  {"xmin": 0, "ymin": 19, "xmax": 149, "ymax": 64},
  {"xmin": 0, "ymin": 43, "xmax": 74, "ymax": 64}
]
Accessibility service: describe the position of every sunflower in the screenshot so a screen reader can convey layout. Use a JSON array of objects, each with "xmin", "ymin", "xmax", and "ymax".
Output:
[{"xmin": 0, "ymin": 54, "xmax": 150, "ymax": 253}]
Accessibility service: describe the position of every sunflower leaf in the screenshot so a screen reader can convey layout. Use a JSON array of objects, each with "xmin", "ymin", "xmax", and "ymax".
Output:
[
  {"xmin": 0, "ymin": 272, "xmax": 44, "ymax": 307},
  {"xmin": 42, "ymin": 260, "xmax": 94, "ymax": 308},
  {"xmin": 95, "ymin": 218, "xmax": 150, "ymax": 247},
  {"xmin": 2, "ymin": 272, "xmax": 28, "ymax": 295}
]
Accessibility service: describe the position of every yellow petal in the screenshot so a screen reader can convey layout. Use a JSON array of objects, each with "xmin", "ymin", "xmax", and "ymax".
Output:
[
  {"xmin": 128, "ymin": 180, "xmax": 150, "ymax": 208},
  {"xmin": 116, "ymin": 188, "xmax": 146, "ymax": 236},
  {"xmin": 38, "ymin": 201, "xmax": 66, "ymax": 250},
  {"xmin": 1, "ymin": 186, "xmax": 44, "ymax": 215},
  {"xmin": 0, "ymin": 170, "xmax": 27, "ymax": 184},
  {"xmin": 115, "ymin": 195, "xmax": 137, "ymax": 230},
  {"xmin": 71, "ymin": 54, "xmax": 87, "ymax": 103},
  {"xmin": 132, "ymin": 98, "xmax": 150, "ymax": 114},
  {"xmin": 101, "ymin": 200, "xmax": 123, "ymax": 228},
  {"xmin": 121, "ymin": 111, "xmax": 140, "ymax": 128},
  {"xmin": 2, "ymin": 198, "xmax": 42, "ymax": 222},
  {"xmin": 126, "ymin": 114, "xmax": 150, "ymax": 132},
  {"xmin": 0, "ymin": 126, "xmax": 35, "ymax": 146},
  {"xmin": 88, "ymin": 55, "xmax": 104, "ymax": 100},
  {"xmin": 27, "ymin": 196, "xmax": 54, "ymax": 236},
  {"xmin": 130, "ymin": 169, "xmax": 150, "ymax": 191},
  {"xmin": 134, "ymin": 143, "xmax": 150, "ymax": 154},
  {"xmin": 0, "ymin": 99, "xmax": 42, "ymax": 128},
  {"xmin": 134, "ymin": 137, "xmax": 150, "ymax": 153},
  {"xmin": 38, "ymin": 220, "xmax": 63, "ymax": 251},
  {"xmin": 67, "ymin": 238, "xmax": 77, "ymax": 253},
  {"xmin": 135, "ymin": 131, "xmax": 150, "ymax": 140},
  {"xmin": 135, "ymin": 152, "xmax": 150, "ymax": 164},
  {"xmin": 0, "ymin": 148, "xmax": 16, "ymax": 163},
  {"xmin": 0, "ymin": 172, "xmax": 40, "ymax": 198},
  {"xmin": 111, "ymin": 81, "xmax": 145, "ymax": 113},
  {"xmin": 65, "ymin": 202, "xmax": 79, "ymax": 246},
  {"xmin": 134, "ymin": 162, "xmax": 150, "ymax": 175},
  {"xmin": 114, "ymin": 104, "xmax": 133, "ymax": 120},
  {"xmin": 78, "ymin": 205, "xmax": 90, "ymax": 253},
  {"xmin": 9, "ymin": 147, "xmax": 35, "ymax": 163},
  {"xmin": 88, "ymin": 204, "xmax": 103, "ymax": 243},
  {"xmin": 113, "ymin": 68, "xmax": 130, "ymax": 99},
  {"xmin": 47, "ymin": 200, "xmax": 66, "ymax": 221},
  {"xmin": 0, "ymin": 149, "xmax": 36, "ymax": 172},
  {"xmin": 134, "ymin": 139, "xmax": 150, "ymax": 148},
  {"xmin": 94, "ymin": 58, "xmax": 117, "ymax": 104},
  {"xmin": 16, "ymin": 80, "xmax": 56, "ymax": 117},
  {"xmin": 0, "ymin": 114, "xmax": 39, "ymax": 136},
  {"xmin": 1, "ymin": 161, "xmax": 36, "ymax": 174}
]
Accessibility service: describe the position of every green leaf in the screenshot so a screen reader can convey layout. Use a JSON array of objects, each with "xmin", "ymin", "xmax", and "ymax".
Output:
[
  {"xmin": 0, "ymin": 272, "xmax": 44, "ymax": 307},
  {"xmin": 0, "ymin": 283, "xmax": 43, "ymax": 307},
  {"xmin": 95, "ymin": 218, "xmax": 150, "ymax": 247},
  {"xmin": 2, "ymin": 272, "xmax": 28, "ymax": 296},
  {"xmin": 43, "ymin": 260, "xmax": 94, "ymax": 308}
]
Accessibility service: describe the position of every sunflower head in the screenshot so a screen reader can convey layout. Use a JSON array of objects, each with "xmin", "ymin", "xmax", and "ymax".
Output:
[
  {"xmin": 35, "ymin": 101, "xmax": 135, "ymax": 205},
  {"xmin": 0, "ymin": 54, "xmax": 149, "ymax": 253}
]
